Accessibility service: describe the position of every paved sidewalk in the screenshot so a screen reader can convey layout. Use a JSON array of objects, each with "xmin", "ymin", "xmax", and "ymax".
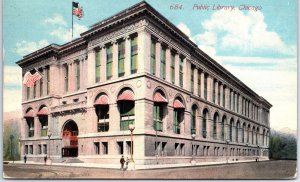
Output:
[{"xmin": 7, "ymin": 159, "xmax": 267, "ymax": 170}]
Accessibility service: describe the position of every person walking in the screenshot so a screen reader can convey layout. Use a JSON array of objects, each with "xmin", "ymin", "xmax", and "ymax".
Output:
[
  {"xmin": 120, "ymin": 155, "xmax": 125, "ymax": 170},
  {"xmin": 126, "ymin": 157, "xmax": 129, "ymax": 170},
  {"xmin": 44, "ymin": 156, "xmax": 47, "ymax": 165},
  {"xmin": 23, "ymin": 155, "xmax": 27, "ymax": 163}
]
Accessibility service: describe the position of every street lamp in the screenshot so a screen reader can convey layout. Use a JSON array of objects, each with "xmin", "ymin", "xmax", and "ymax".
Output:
[
  {"xmin": 47, "ymin": 130, "xmax": 52, "ymax": 165},
  {"xmin": 191, "ymin": 133, "xmax": 196, "ymax": 165},
  {"xmin": 128, "ymin": 124, "xmax": 135, "ymax": 170},
  {"xmin": 10, "ymin": 135, "xmax": 14, "ymax": 163},
  {"xmin": 226, "ymin": 140, "xmax": 230, "ymax": 164}
]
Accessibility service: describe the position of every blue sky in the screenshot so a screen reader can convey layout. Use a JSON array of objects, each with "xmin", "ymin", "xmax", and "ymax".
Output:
[{"xmin": 3, "ymin": 0, "xmax": 298, "ymax": 130}]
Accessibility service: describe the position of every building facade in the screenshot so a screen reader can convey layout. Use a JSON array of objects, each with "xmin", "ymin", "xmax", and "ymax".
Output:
[{"xmin": 17, "ymin": 2, "xmax": 271, "ymax": 165}]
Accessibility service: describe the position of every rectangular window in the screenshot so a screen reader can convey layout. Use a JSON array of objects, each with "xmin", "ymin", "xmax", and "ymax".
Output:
[
  {"xmin": 233, "ymin": 92, "xmax": 236, "ymax": 111},
  {"xmin": 223, "ymin": 86, "xmax": 226, "ymax": 107},
  {"xmin": 94, "ymin": 142, "xmax": 100, "ymax": 155},
  {"xmin": 218, "ymin": 84, "xmax": 221, "ymax": 105},
  {"xmin": 173, "ymin": 110, "xmax": 180, "ymax": 134},
  {"xmin": 38, "ymin": 145, "xmax": 42, "ymax": 154},
  {"xmin": 126, "ymin": 141, "xmax": 133, "ymax": 155},
  {"xmin": 43, "ymin": 144, "xmax": 47, "ymax": 154},
  {"xmin": 237, "ymin": 94, "xmax": 239, "ymax": 113},
  {"xmin": 64, "ymin": 64, "xmax": 68, "ymax": 93},
  {"xmin": 102, "ymin": 142, "xmax": 108, "ymax": 155},
  {"xmin": 25, "ymin": 145, "xmax": 28, "ymax": 154},
  {"xmin": 160, "ymin": 46, "xmax": 166, "ymax": 79},
  {"xmin": 96, "ymin": 105, "xmax": 109, "ymax": 132},
  {"xmin": 170, "ymin": 52, "xmax": 175, "ymax": 84},
  {"xmin": 46, "ymin": 66, "xmax": 50, "ymax": 95},
  {"xmin": 106, "ymin": 45, "xmax": 113, "ymax": 80},
  {"xmin": 229, "ymin": 89, "xmax": 232, "ymax": 110},
  {"xmin": 95, "ymin": 49, "xmax": 101, "ymax": 82},
  {"xmin": 190, "ymin": 65, "xmax": 194, "ymax": 93},
  {"xmin": 175, "ymin": 143, "xmax": 180, "ymax": 156},
  {"xmin": 204, "ymin": 74, "xmax": 208, "ymax": 100},
  {"xmin": 162, "ymin": 142, "xmax": 167, "ymax": 156},
  {"xmin": 120, "ymin": 102, "xmax": 135, "ymax": 131},
  {"xmin": 150, "ymin": 39, "xmax": 156, "ymax": 75},
  {"xmin": 180, "ymin": 143, "xmax": 185, "ymax": 156},
  {"xmin": 117, "ymin": 142, "xmax": 124, "ymax": 155},
  {"xmin": 198, "ymin": 70, "xmax": 201, "ymax": 97},
  {"xmin": 39, "ymin": 69, "xmax": 43, "ymax": 97},
  {"xmin": 212, "ymin": 79, "xmax": 216, "ymax": 103},
  {"xmin": 118, "ymin": 40, "xmax": 125, "ymax": 77},
  {"xmin": 33, "ymin": 83, "xmax": 36, "ymax": 98},
  {"xmin": 29, "ymin": 145, "xmax": 33, "ymax": 154},
  {"xmin": 26, "ymin": 87, "xmax": 30, "ymax": 100},
  {"xmin": 75, "ymin": 61, "xmax": 80, "ymax": 91},
  {"xmin": 131, "ymin": 36, "xmax": 138, "ymax": 73},
  {"xmin": 153, "ymin": 104, "xmax": 163, "ymax": 131},
  {"xmin": 179, "ymin": 57, "xmax": 184, "ymax": 87}
]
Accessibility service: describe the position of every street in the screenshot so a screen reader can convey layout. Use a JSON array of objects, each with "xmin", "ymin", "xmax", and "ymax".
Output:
[{"xmin": 3, "ymin": 160, "xmax": 296, "ymax": 179}]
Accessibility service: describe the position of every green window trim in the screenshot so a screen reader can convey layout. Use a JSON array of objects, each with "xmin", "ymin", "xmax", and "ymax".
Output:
[
  {"xmin": 223, "ymin": 86, "xmax": 226, "ymax": 107},
  {"xmin": 118, "ymin": 41, "xmax": 125, "ymax": 77},
  {"xmin": 191, "ymin": 108, "xmax": 196, "ymax": 134},
  {"xmin": 95, "ymin": 49, "xmax": 101, "ymax": 82},
  {"xmin": 131, "ymin": 36, "xmax": 138, "ymax": 73},
  {"xmin": 106, "ymin": 45, "xmax": 113, "ymax": 79},
  {"xmin": 202, "ymin": 112, "xmax": 207, "ymax": 138},
  {"xmin": 179, "ymin": 58, "xmax": 184, "ymax": 87},
  {"xmin": 171, "ymin": 52, "xmax": 175, "ymax": 84},
  {"xmin": 150, "ymin": 39, "xmax": 156, "ymax": 75},
  {"xmin": 26, "ymin": 87, "xmax": 30, "ymax": 100},
  {"xmin": 153, "ymin": 104, "xmax": 163, "ymax": 131},
  {"xmin": 190, "ymin": 66, "xmax": 194, "ymax": 93},
  {"xmin": 160, "ymin": 46, "xmax": 166, "ymax": 79},
  {"xmin": 212, "ymin": 80, "xmax": 216, "ymax": 103},
  {"xmin": 197, "ymin": 70, "xmax": 201, "ymax": 97},
  {"xmin": 46, "ymin": 67, "xmax": 50, "ymax": 95},
  {"xmin": 218, "ymin": 84, "xmax": 221, "ymax": 105},
  {"xmin": 75, "ymin": 62, "xmax": 80, "ymax": 91}
]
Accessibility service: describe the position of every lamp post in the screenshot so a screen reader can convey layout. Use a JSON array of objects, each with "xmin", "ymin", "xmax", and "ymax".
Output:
[
  {"xmin": 191, "ymin": 133, "xmax": 196, "ymax": 165},
  {"xmin": 128, "ymin": 124, "xmax": 135, "ymax": 170},
  {"xmin": 10, "ymin": 135, "xmax": 14, "ymax": 163},
  {"xmin": 226, "ymin": 140, "xmax": 230, "ymax": 164},
  {"xmin": 47, "ymin": 130, "xmax": 52, "ymax": 165}
]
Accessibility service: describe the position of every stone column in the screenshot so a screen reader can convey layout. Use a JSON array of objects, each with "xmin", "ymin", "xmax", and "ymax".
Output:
[
  {"xmin": 234, "ymin": 93, "xmax": 237, "ymax": 112},
  {"xmin": 49, "ymin": 63, "xmax": 60, "ymax": 95},
  {"xmin": 206, "ymin": 116, "xmax": 212, "ymax": 140},
  {"xmin": 220, "ymin": 84, "xmax": 224, "ymax": 107},
  {"xmin": 68, "ymin": 63, "xmax": 73, "ymax": 92},
  {"xmin": 167, "ymin": 106, "xmax": 174, "ymax": 134},
  {"xmin": 138, "ymin": 30, "xmax": 151, "ymax": 73},
  {"xmin": 100, "ymin": 46, "xmax": 107, "ymax": 82},
  {"xmin": 184, "ymin": 111, "xmax": 191, "ymax": 135},
  {"xmin": 109, "ymin": 103, "xmax": 120, "ymax": 131},
  {"xmin": 200, "ymin": 72, "xmax": 205, "ymax": 99},
  {"xmin": 155, "ymin": 40, "xmax": 161, "ymax": 78},
  {"xmin": 112, "ymin": 40, "xmax": 118, "ymax": 79},
  {"xmin": 225, "ymin": 87, "xmax": 229, "ymax": 110},
  {"xmin": 79, "ymin": 59, "xmax": 84, "ymax": 90},
  {"xmin": 134, "ymin": 100, "xmax": 146, "ymax": 133},
  {"xmin": 207, "ymin": 75, "xmax": 213, "ymax": 102},
  {"xmin": 87, "ymin": 49, "xmax": 96, "ymax": 86},
  {"xmin": 216, "ymin": 119, "xmax": 222, "ymax": 140},
  {"xmin": 86, "ymin": 107, "xmax": 97, "ymax": 133},
  {"xmin": 165, "ymin": 47, "xmax": 171, "ymax": 82},
  {"xmin": 196, "ymin": 115, "xmax": 201, "ymax": 138}
]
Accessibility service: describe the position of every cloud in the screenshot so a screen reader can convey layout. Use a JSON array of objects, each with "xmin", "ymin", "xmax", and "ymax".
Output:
[
  {"xmin": 14, "ymin": 40, "xmax": 49, "ymax": 56},
  {"xmin": 3, "ymin": 89, "xmax": 22, "ymax": 112},
  {"xmin": 217, "ymin": 56, "xmax": 297, "ymax": 130},
  {"xmin": 50, "ymin": 23, "xmax": 88, "ymax": 42},
  {"xmin": 4, "ymin": 66, "xmax": 22, "ymax": 86},
  {"xmin": 177, "ymin": 22, "xmax": 191, "ymax": 38},
  {"xmin": 44, "ymin": 14, "xmax": 67, "ymax": 26},
  {"xmin": 196, "ymin": 10, "xmax": 296, "ymax": 56}
]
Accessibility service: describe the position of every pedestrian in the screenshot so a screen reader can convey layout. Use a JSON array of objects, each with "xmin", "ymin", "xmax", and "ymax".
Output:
[
  {"xmin": 24, "ymin": 155, "xmax": 27, "ymax": 163},
  {"xmin": 126, "ymin": 157, "xmax": 129, "ymax": 169},
  {"xmin": 120, "ymin": 155, "xmax": 125, "ymax": 170},
  {"xmin": 44, "ymin": 156, "xmax": 47, "ymax": 165}
]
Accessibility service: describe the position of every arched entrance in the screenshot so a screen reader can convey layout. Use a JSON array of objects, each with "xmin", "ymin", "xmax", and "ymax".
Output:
[{"xmin": 62, "ymin": 120, "xmax": 78, "ymax": 157}]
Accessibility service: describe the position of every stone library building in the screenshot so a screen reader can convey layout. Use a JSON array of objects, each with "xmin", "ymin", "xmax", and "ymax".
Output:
[{"xmin": 17, "ymin": 1, "xmax": 271, "ymax": 166}]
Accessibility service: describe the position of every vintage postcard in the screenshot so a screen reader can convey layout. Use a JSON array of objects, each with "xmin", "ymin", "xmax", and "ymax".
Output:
[{"xmin": 2, "ymin": 0, "xmax": 297, "ymax": 179}]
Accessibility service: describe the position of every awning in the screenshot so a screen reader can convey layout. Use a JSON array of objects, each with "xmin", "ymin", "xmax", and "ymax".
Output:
[
  {"xmin": 173, "ymin": 99, "xmax": 185, "ymax": 109},
  {"xmin": 117, "ymin": 90, "xmax": 134, "ymax": 101},
  {"xmin": 37, "ymin": 107, "xmax": 48, "ymax": 116},
  {"xmin": 94, "ymin": 95, "xmax": 109, "ymax": 105},
  {"xmin": 24, "ymin": 109, "xmax": 34, "ymax": 118},
  {"xmin": 153, "ymin": 92, "xmax": 168, "ymax": 103}
]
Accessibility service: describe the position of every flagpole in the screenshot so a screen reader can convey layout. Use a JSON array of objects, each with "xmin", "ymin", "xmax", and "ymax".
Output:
[{"xmin": 72, "ymin": 1, "xmax": 74, "ymax": 39}]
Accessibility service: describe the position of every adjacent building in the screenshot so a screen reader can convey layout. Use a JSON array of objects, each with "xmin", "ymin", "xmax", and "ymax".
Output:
[{"xmin": 16, "ymin": 1, "xmax": 271, "ymax": 165}]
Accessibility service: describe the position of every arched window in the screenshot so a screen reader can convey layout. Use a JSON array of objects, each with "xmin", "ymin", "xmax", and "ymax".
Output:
[
  {"xmin": 117, "ymin": 89, "xmax": 135, "ymax": 131},
  {"xmin": 191, "ymin": 105, "xmax": 198, "ymax": 134},
  {"xmin": 256, "ymin": 128, "xmax": 259, "ymax": 145},
  {"xmin": 37, "ymin": 106, "xmax": 49, "ymax": 137},
  {"xmin": 153, "ymin": 90, "xmax": 168, "ymax": 132},
  {"xmin": 229, "ymin": 119, "xmax": 234, "ymax": 141},
  {"xmin": 94, "ymin": 94, "xmax": 110, "ymax": 132},
  {"xmin": 213, "ymin": 113, "xmax": 219, "ymax": 140},
  {"xmin": 221, "ymin": 116, "xmax": 226, "ymax": 141},
  {"xmin": 202, "ymin": 109, "xmax": 209, "ymax": 138},
  {"xmin": 173, "ymin": 98, "xmax": 185, "ymax": 134},
  {"xmin": 24, "ymin": 108, "xmax": 34, "ymax": 137},
  {"xmin": 262, "ymin": 129, "xmax": 265, "ymax": 146}
]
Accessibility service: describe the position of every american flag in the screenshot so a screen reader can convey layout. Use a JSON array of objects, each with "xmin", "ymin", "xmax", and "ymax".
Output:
[
  {"xmin": 72, "ymin": 2, "xmax": 83, "ymax": 19},
  {"xmin": 23, "ymin": 70, "xmax": 42, "ymax": 87}
]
